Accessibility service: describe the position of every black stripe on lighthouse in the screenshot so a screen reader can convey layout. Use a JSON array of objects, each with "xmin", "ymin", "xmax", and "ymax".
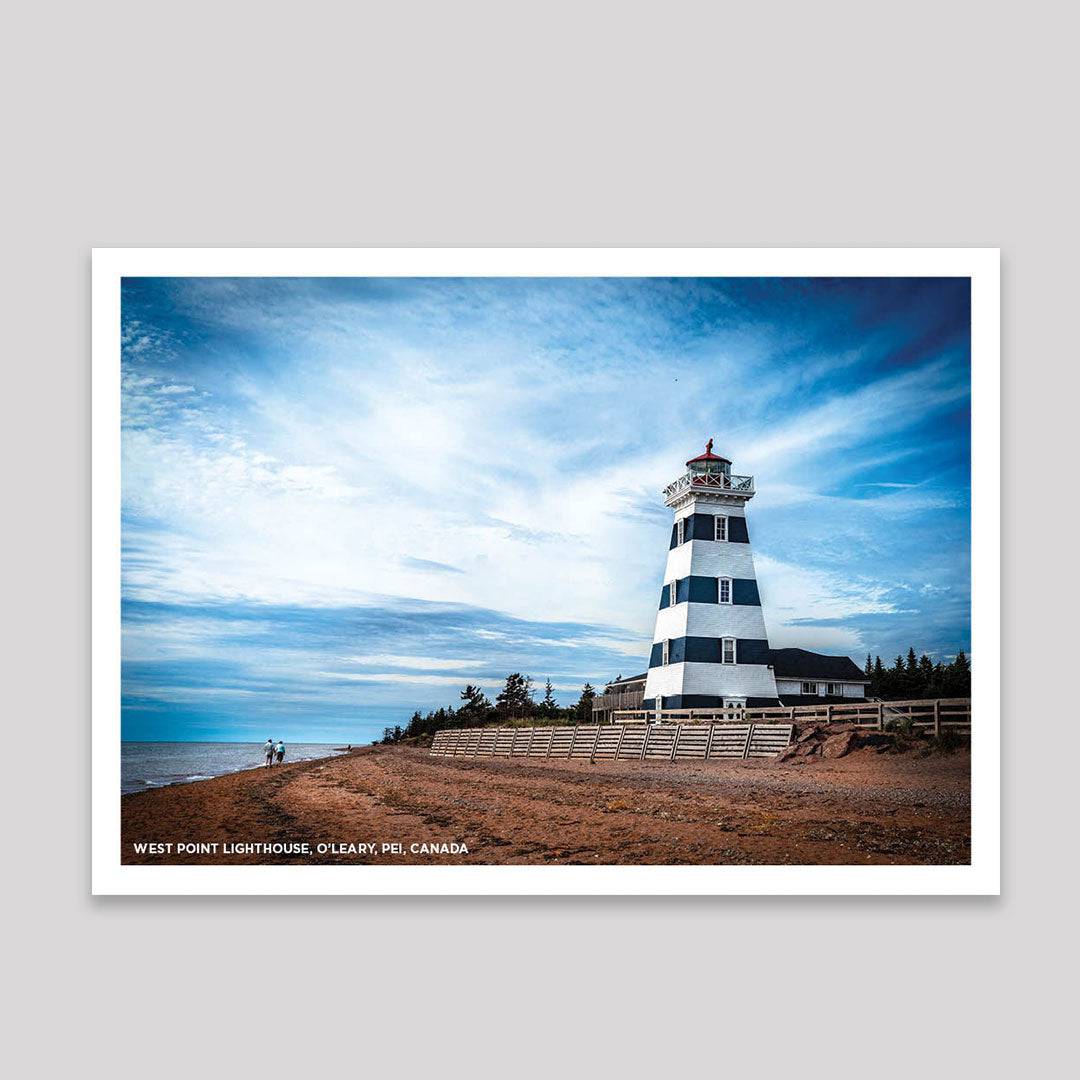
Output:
[
  {"xmin": 669, "ymin": 514, "xmax": 751, "ymax": 546},
  {"xmin": 648, "ymin": 637, "xmax": 771, "ymax": 667},
  {"xmin": 658, "ymin": 577, "xmax": 761, "ymax": 608}
]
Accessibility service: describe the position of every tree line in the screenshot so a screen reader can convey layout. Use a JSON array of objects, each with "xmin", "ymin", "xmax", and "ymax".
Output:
[
  {"xmin": 378, "ymin": 650, "xmax": 972, "ymax": 743},
  {"xmin": 864, "ymin": 648, "xmax": 970, "ymax": 700},
  {"xmin": 380, "ymin": 674, "xmax": 596, "ymax": 744}
]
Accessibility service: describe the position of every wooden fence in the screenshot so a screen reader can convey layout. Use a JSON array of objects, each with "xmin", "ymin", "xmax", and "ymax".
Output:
[
  {"xmin": 430, "ymin": 722, "xmax": 796, "ymax": 763},
  {"xmin": 614, "ymin": 698, "xmax": 971, "ymax": 735}
]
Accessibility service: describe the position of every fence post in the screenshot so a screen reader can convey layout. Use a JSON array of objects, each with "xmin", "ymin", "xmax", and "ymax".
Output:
[
  {"xmin": 546, "ymin": 727, "xmax": 556, "ymax": 757},
  {"xmin": 877, "ymin": 703, "xmax": 884, "ymax": 731},
  {"xmin": 590, "ymin": 725, "xmax": 601, "ymax": 763},
  {"xmin": 826, "ymin": 704, "xmax": 833, "ymax": 725},
  {"xmin": 614, "ymin": 724, "xmax": 626, "ymax": 761},
  {"xmin": 640, "ymin": 725, "xmax": 651, "ymax": 760},
  {"xmin": 568, "ymin": 726, "xmax": 578, "ymax": 759},
  {"xmin": 743, "ymin": 723, "xmax": 754, "ymax": 759},
  {"xmin": 934, "ymin": 699, "xmax": 941, "ymax": 736},
  {"xmin": 670, "ymin": 724, "xmax": 682, "ymax": 762},
  {"xmin": 705, "ymin": 723, "xmax": 716, "ymax": 760}
]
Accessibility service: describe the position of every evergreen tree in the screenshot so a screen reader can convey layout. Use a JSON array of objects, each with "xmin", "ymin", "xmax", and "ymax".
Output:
[
  {"xmin": 496, "ymin": 673, "xmax": 535, "ymax": 720},
  {"xmin": 918, "ymin": 654, "xmax": 935, "ymax": 698},
  {"xmin": 573, "ymin": 682, "xmax": 596, "ymax": 724},
  {"xmin": 864, "ymin": 654, "xmax": 873, "ymax": 680},
  {"xmin": 458, "ymin": 684, "xmax": 494, "ymax": 724},
  {"xmin": 881, "ymin": 655, "xmax": 904, "ymax": 699},
  {"xmin": 538, "ymin": 679, "xmax": 561, "ymax": 721},
  {"xmin": 944, "ymin": 650, "xmax": 971, "ymax": 697},
  {"xmin": 872, "ymin": 656, "xmax": 885, "ymax": 698}
]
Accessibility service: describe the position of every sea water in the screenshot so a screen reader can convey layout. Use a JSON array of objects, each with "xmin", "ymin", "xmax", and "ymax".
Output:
[{"xmin": 121, "ymin": 741, "xmax": 349, "ymax": 795}]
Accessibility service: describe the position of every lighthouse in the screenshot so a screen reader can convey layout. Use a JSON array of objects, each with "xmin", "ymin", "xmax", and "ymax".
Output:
[{"xmin": 642, "ymin": 441, "xmax": 780, "ymax": 712}]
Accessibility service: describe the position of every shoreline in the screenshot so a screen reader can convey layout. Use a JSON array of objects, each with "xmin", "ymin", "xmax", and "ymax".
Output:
[{"xmin": 121, "ymin": 742, "xmax": 357, "ymax": 796}]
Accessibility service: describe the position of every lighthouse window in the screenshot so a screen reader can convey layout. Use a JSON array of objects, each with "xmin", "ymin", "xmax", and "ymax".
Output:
[
  {"xmin": 714, "ymin": 516, "xmax": 728, "ymax": 542},
  {"xmin": 676, "ymin": 518, "xmax": 686, "ymax": 545},
  {"xmin": 718, "ymin": 577, "xmax": 732, "ymax": 604},
  {"xmin": 662, "ymin": 639, "xmax": 671, "ymax": 666},
  {"xmin": 668, "ymin": 582, "xmax": 677, "ymax": 607},
  {"xmin": 722, "ymin": 637, "xmax": 736, "ymax": 664}
]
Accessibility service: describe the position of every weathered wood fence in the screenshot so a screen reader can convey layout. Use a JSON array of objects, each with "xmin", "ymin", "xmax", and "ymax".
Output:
[
  {"xmin": 615, "ymin": 698, "xmax": 971, "ymax": 735},
  {"xmin": 430, "ymin": 722, "xmax": 795, "ymax": 762}
]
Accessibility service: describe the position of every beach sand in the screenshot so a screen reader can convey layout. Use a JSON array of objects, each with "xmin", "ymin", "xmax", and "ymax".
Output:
[{"xmin": 121, "ymin": 742, "xmax": 970, "ymax": 865}]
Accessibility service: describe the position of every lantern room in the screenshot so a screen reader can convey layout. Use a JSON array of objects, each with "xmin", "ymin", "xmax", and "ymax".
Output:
[{"xmin": 685, "ymin": 438, "xmax": 731, "ymax": 480}]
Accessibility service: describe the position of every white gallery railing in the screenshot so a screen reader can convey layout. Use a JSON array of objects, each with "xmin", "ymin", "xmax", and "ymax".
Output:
[{"xmin": 662, "ymin": 471, "xmax": 755, "ymax": 502}]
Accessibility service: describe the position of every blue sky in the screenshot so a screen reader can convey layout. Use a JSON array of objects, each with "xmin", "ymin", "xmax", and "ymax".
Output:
[{"xmin": 121, "ymin": 276, "xmax": 971, "ymax": 743}]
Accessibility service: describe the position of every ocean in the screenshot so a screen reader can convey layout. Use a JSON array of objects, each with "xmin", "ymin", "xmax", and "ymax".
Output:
[{"xmin": 121, "ymin": 741, "xmax": 350, "ymax": 795}]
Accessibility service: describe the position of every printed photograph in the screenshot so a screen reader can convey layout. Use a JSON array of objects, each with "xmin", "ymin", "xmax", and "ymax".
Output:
[{"xmin": 115, "ymin": 271, "xmax": 973, "ymax": 869}]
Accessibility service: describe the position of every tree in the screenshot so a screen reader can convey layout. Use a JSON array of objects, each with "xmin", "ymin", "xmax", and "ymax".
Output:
[
  {"xmin": 918, "ymin": 654, "xmax": 935, "ymax": 698},
  {"xmin": 496, "ymin": 673, "xmax": 535, "ymax": 720},
  {"xmin": 573, "ymin": 682, "xmax": 596, "ymax": 724},
  {"xmin": 865, "ymin": 646, "xmax": 970, "ymax": 701},
  {"xmin": 458, "ymin": 684, "xmax": 494, "ymax": 724},
  {"xmin": 538, "ymin": 679, "xmax": 561, "ymax": 721},
  {"xmin": 944, "ymin": 650, "xmax": 971, "ymax": 697},
  {"xmin": 891, "ymin": 655, "xmax": 906, "ymax": 697},
  {"xmin": 906, "ymin": 647, "xmax": 918, "ymax": 677}
]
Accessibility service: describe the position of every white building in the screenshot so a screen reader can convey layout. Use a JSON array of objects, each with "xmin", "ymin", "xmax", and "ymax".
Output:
[{"xmin": 640, "ymin": 442, "xmax": 868, "ymax": 711}]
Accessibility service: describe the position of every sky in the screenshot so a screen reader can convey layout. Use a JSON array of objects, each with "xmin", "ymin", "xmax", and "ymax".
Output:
[{"xmin": 120, "ymin": 276, "xmax": 971, "ymax": 743}]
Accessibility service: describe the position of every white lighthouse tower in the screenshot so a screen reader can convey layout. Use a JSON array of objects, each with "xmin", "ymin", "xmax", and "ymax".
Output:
[{"xmin": 642, "ymin": 441, "xmax": 779, "ymax": 712}]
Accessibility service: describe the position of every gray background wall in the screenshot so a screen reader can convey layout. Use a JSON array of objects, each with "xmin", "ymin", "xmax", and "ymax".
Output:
[{"xmin": 2, "ymin": 2, "xmax": 1071, "ymax": 1077}]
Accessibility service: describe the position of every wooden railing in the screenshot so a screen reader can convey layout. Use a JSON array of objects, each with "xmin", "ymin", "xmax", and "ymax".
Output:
[
  {"xmin": 613, "ymin": 698, "xmax": 971, "ymax": 734},
  {"xmin": 593, "ymin": 689, "xmax": 646, "ymax": 714}
]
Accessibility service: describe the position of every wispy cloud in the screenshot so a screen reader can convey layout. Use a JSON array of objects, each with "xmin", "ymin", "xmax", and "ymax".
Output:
[{"xmin": 400, "ymin": 556, "xmax": 465, "ymax": 575}]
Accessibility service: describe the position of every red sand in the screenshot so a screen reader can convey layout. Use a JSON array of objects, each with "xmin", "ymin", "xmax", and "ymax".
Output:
[{"xmin": 121, "ymin": 741, "xmax": 970, "ymax": 865}]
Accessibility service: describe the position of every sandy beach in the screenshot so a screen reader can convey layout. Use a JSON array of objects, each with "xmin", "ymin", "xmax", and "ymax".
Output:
[{"xmin": 121, "ymin": 740, "xmax": 970, "ymax": 865}]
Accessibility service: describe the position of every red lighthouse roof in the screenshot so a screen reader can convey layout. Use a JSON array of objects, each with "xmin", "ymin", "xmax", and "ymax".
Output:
[{"xmin": 686, "ymin": 438, "xmax": 731, "ymax": 467}]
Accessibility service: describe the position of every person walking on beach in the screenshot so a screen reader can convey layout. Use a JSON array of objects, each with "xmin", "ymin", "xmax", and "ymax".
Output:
[
  {"xmin": 275, "ymin": 740, "xmax": 285, "ymax": 765},
  {"xmin": 264, "ymin": 738, "xmax": 275, "ymax": 767}
]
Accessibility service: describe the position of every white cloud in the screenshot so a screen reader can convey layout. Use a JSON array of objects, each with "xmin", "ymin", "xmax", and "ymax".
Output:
[
  {"xmin": 337, "ymin": 654, "xmax": 485, "ymax": 670},
  {"xmin": 753, "ymin": 553, "xmax": 906, "ymax": 656}
]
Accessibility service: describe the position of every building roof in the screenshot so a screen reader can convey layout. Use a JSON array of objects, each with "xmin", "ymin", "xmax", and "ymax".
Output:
[
  {"xmin": 609, "ymin": 673, "xmax": 647, "ymax": 686},
  {"xmin": 686, "ymin": 437, "xmax": 731, "ymax": 467},
  {"xmin": 770, "ymin": 648, "xmax": 868, "ymax": 682}
]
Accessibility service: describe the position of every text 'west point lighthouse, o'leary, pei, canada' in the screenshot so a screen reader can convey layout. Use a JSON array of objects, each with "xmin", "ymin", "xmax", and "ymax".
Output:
[{"xmin": 639, "ymin": 442, "xmax": 868, "ymax": 712}]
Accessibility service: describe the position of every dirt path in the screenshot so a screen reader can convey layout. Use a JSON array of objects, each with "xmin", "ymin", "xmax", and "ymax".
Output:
[{"xmin": 121, "ymin": 744, "xmax": 970, "ymax": 865}]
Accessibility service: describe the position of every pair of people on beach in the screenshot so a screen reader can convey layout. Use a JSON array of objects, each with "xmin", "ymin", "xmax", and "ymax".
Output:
[{"xmin": 263, "ymin": 739, "xmax": 285, "ymax": 766}]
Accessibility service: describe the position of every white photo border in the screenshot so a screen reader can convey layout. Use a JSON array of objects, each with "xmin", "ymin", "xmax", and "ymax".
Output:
[{"xmin": 92, "ymin": 248, "xmax": 999, "ymax": 895}]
